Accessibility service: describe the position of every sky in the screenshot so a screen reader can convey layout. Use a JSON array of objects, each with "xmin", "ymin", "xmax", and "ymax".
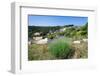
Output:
[{"xmin": 28, "ymin": 15, "xmax": 88, "ymax": 26}]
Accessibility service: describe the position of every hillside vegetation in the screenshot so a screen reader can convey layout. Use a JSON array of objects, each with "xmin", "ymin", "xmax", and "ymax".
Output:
[{"xmin": 28, "ymin": 23, "xmax": 88, "ymax": 60}]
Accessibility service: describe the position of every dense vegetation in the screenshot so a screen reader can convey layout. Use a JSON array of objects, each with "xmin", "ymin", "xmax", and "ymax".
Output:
[
  {"xmin": 28, "ymin": 25, "xmax": 74, "ymax": 38},
  {"xmin": 48, "ymin": 37, "xmax": 73, "ymax": 59},
  {"xmin": 28, "ymin": 23, "xmax": 88, "ymax": 39}
]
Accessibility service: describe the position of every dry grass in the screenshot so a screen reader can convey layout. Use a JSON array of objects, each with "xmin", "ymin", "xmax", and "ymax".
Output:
[
  {"xmin": 72, "ymin": 41, "xmax": 88, "ymax": 59},
  {"xmin": 28, "ymin": 44, "xmax": 55, "ymax": 60},
  {"xmin": 28, "ymin": 39, "xmax": 88, "ymax": 60}
]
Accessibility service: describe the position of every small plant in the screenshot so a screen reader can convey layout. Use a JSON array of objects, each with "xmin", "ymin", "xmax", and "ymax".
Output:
[
  {"xmin": 47, "ymin": 34, "xmax": 56, "ymax": 39},
  {"xmin": 48, "ymin": 37, "xmax": 72, "ymax": 59}
]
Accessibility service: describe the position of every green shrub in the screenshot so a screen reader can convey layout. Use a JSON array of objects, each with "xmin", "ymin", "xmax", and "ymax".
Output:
[
  {"xmin": 48, "ymin": 37, "xmax": 72, "ymax": 59},
  {"xmin": 58, "ymin": 32, "xmax": 65, "ymax": 36},
  {"xmin": 47, "ymin": 34, "xmax": 56, "ymax": 39}
]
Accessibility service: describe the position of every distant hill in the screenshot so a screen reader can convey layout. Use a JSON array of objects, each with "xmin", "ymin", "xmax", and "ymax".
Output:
[{"xmin": 28, "ymin": 25, "xmax": 74, "ymax": 38}]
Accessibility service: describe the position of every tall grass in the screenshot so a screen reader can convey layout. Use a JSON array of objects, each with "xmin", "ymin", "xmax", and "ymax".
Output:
[
  {"xmin": 28, "ymin": 37, "xmax": 87, "ymax": 60},
  {"xmin": 28, "ymin": 44, "xmax": 55, "ymax": 60},
  {"xmin": 48, "ymin": 37, "xmax": 72, "ymax": 59},
  {"xmin": 72, "ymin": 41, "xmax": 88, "ymax": 58}
]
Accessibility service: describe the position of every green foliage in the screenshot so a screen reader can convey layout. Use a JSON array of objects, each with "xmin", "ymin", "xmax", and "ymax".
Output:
[
  {"xmin": 64, "ymin": 27, "xmax": 77, "ymax": 37},
  {"xmin": 58, "ymin": 32, "xmax": 65, "ymax": 36},
  {"xmin": 48, "ymin": 37, "xmax": 72, "ymax": 59},
  {"xmin": 28, "ymin": 23, "xmax": 88, "ymax": 39},
  {"xmin": 28, "ymin": 25, "xmax": 61, "ymax": 38},
  {"xmin": 47, "ymin": 34, "xmax": 56, "ymax": 39},
  {"xmin": 64, "ymin": 22, "xmax": 88, "ymax": 39}
]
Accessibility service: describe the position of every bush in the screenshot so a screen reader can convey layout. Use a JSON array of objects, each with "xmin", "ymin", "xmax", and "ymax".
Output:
[
  {"xmin": 58, "ymin": 32, "xmax": 65, "ymax": 36},
  {"xmin": 47, "ymin": 34, "xmax": 56, "ymax": 39},
  {"xmin": 48, "ymin": 37, "xmax": 72, "ymax": 59}
]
